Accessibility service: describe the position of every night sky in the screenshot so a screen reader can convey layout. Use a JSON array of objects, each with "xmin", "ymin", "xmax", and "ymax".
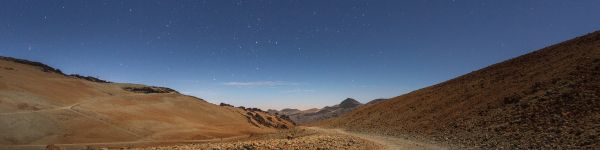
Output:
[{"xmin": 2, "ymin": 0, "xmax": 600, "ymax": 109}]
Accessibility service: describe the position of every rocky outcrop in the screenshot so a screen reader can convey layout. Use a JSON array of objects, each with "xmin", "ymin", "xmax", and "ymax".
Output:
[
  {"xmin": 69, "ymin": 74, "xmax": 112, "ymax": 83},
  {"xmin": 219, "ymin": 103, "xmax": 295, "ymax": 129},
  {"xmin": 0, "ymin": 56, "xmax": 112, "ymax": 83},
  {"xmin": 0, "ymin": 56, "xmax": 64, "ymax": 74},
  {"xmin": 219, "ymin": 103, "xmax": 234, "ymax": 107},
  {"xmin": 122, "ymin": 86, "xmax": 179, "ymax": 94}
]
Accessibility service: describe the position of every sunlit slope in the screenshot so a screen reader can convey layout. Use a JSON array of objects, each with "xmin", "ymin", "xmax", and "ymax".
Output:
[
  {"xmin": 318, "ymin": 31, "xmax": 600, "ymax": 149},
  {"xmin": 0, "ymin": 58, "xmax": 292, "ymax": 145}
]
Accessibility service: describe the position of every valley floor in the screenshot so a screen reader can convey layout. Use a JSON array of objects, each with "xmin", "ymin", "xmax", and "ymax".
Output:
[
  {"xmin": 305, "ymin": 127, "xmax": 447, "ymax": 150},
  {"xmin": 132, "ymin": 127, "xmax": 384, "ymax": 150},
  {"xmin": 134, "ymin": 126, "xmax": 448, "ymax": 150},
  {"xmin": 4, "ymin": 126, "xmax": 448, "ymax": 150}
]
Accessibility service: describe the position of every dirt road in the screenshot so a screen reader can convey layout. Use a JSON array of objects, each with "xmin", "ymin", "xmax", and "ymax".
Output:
[{"xmin": 306, "ymin": 127, "xmax": 447, "ymax": 150}]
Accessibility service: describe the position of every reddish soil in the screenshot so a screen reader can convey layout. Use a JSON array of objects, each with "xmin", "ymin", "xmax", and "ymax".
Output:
[
  {"xmin": 0, "ymin": 57, "xmax": 293, "ymax": 147},
  {"xmin": 318, "ymin": 31, "xmax": 600, "ymax": 149}
]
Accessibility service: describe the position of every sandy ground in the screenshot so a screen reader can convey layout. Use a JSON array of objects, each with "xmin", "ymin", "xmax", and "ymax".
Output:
[
  {"xmin": 101, "ymin": 126, "xmax": 444, "ymax": 150},
  {"xmin": 0, "ymin": 57, "xmax": 293, "ymax": 147},
  {"xmin": 1, "ymin": 126, "xmax": 447, "ymax": 150},
  {"xmin": 2, "ymin": 136, "xmax": 250, "ymax": 150},
  {"xmin": 307, "ymin": 127, "xmax": 449, "ymax": 150},
  {"xmin": 306, "ymin": 127, "xmax": 447, "ymax": 150}
]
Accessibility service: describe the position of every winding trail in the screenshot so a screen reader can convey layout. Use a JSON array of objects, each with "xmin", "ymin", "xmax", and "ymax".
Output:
[
  {"xmin": 306, "ymin": 127, "xmax": 447, "ymax": 150},
  {"xmin": 0, "ymin": 95, "xmax": 144, "ymax": 138}
]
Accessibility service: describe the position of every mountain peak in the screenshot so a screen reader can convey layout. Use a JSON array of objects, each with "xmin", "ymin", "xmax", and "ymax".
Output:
[{"xmin": 339, "ymin": 98, "xmax": 362, "ymax": 108}]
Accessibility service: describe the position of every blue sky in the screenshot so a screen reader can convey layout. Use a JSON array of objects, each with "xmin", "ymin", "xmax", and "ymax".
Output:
[{"xmin": 1, "ymin": 0, "xmax": 600, "ymax": 109}]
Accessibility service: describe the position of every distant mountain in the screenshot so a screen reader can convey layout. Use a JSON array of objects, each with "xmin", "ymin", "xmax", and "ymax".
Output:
[
  {"xmin": 269, "ymin": 98, "xmax": 363, "ymax": 124},
  {"xmin": 302, "ymin": 108, "xmax": 321, "ymax": 113},
  {"xmin": 338, "ymin": 98, "xmax": 362, "ymax": 108},
  {"xmin": 280, "ymin": 108, "xmax": 302, "ymax": 115},
  {"xmin": 317, "ymin": 31, "xmax": 600, "ymax": 149}
]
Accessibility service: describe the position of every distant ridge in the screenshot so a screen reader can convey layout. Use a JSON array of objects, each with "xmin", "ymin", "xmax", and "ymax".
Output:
[{"xmin": 269, "ymin": 98, "xmax": 363, "ymax": 124}]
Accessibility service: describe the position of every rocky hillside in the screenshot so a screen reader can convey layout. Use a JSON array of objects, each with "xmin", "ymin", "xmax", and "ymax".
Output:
[
  {"xmin": 318, "ymin": 30, "xmax": 600, "ymax": 149},
  {"xmin": 0, "ymin": 56, "xmax": 293, "ymax": 146},
  {"xmin": 365, "ymin": 98, "xmax": 388, "ymax": 105},
  {"xmin": 270, "ymin": 98, "xmax": 363, "ymax": 124},
  {"xmin": 219, "ymin": 103, "xmax": 294, "ymax": 129}
]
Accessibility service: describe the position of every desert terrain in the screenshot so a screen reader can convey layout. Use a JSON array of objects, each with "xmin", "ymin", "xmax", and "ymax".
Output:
[
  {"xmin": 316, "ymin": 30, "xmax": 600, "ymax": 149},
  {"xmin": 1, "ymin": 31, "xmax": 599, "ymax": 150},
  {"xmin": 0, "ymin": 57, "xmax": 293, "ymax": 149},
  {"xmin": 125, "ymin": 126, "xmax": 445, "ymax": 150},
  {"xmin": 0, "ymin": 54, "xmax": 439, "ymax": 150}
]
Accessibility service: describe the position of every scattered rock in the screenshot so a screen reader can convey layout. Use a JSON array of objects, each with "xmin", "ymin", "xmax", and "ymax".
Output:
[
  {"xmin": 122, "ymin": 86, "xmax": 179, "ymax": 94},
  {"xmin": 132, "ymin": 128, "xmax": 383, "ymax": 150},
  {"xmin": 219, "ymin": 103, "xmax": 234, "ymax": 107},
  {"xmin": 45, "ymin": 144, "xmax": 60, "ymax": 150},
  {"xmin": 69, "ymin": 74, "xmax": 111, "ymax": 83},
  {"xmin": 0, "ymin": 56, "xmax": 63, "ymax": 74}
]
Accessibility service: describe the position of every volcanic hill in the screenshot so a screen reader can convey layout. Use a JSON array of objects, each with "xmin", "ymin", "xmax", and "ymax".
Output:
[
  {"xmin": 317, "ymin": 31, "xmax": 600, "ymax": 149},
  {"xmin": 0, "ymin": 56, "xmax": 293, "ymax": 147}
]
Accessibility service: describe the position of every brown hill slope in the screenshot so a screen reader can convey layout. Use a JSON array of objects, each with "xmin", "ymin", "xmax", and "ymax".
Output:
[
  {"xmin": 0, "ymin": 57, "xmax": 293, "ymax": 146},
  {"xmin": 318, "ymin": 31, "xmax": 600, "ymax": 149}
]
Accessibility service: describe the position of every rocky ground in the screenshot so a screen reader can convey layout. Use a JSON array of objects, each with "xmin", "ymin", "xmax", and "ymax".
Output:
[
  {"xmin": 132, "ymin": 127, "xmax": 383, "ymax": 150},
  {"xmin": 316, "ymin": 30, "xmax": 600, "ymax": 149}
]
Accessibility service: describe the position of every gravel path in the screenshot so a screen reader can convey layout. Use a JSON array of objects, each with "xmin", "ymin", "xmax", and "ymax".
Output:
[
  {"xmin": 4, "ymin": 126, "xmax": 448, "ymax": 150},
  {"xmin": 307, "ymin": 127, "xmax": 447, "ymax": 150}
]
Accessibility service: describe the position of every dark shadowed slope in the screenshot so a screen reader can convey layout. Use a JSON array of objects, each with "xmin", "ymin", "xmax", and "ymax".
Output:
[
  {"xmin": 318, "ymin": 30, "xmax": 600, "ymax": 149},
  {"xmin": 0, "ymin": 57, "xmax": 293, "ymax": 146}
]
